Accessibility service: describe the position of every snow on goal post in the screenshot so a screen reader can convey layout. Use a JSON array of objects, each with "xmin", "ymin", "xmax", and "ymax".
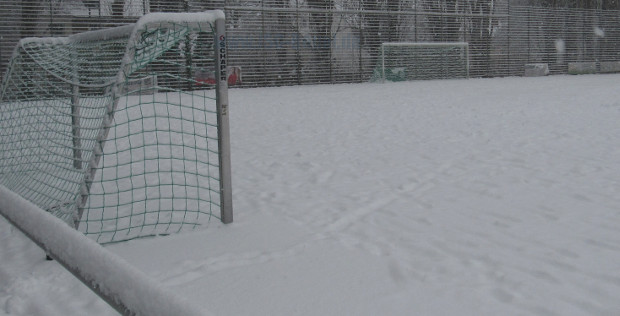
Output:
[
  {"xmin": 0, "ymin": 10, "xmax": 232, "ymax": 244},
  {"xmin": 373, "ymin": 42, "xmax": 470, "ymax": 82}
]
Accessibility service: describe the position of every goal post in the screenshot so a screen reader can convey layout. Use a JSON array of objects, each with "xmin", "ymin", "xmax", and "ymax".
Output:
[
  {"xmin": 374, "ymin": 42, "xmax": 470, "ymax": 82},
  {"xmin": 0, "ymin": 10, "xmax": 233, "ymax": 243},
  {"xmin": 214, "ymin": 17, "xmax": 233, "ymax": 224}
]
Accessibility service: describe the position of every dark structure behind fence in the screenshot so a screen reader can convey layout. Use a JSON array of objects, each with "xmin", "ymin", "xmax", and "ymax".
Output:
[{"xmin": 2, "ymin": 1, "xmax": 620, "ymax": 88}]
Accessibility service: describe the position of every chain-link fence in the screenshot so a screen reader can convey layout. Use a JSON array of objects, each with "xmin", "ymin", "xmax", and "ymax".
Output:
[{"xmin": 2, "ymin": 1, "xmax": 620, "ymax": 87}]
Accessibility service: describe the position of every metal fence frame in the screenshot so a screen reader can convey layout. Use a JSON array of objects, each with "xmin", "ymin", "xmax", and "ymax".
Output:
[
  {"xmin": 2, "ymin": 1, "xmax": 620, "ymax": 88},
  {"xmin": 224, "ymin": 4, "xmax": 620, "ymax": 86}
]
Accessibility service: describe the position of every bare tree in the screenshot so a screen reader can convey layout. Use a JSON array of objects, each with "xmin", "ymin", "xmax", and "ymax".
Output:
[
  {"xmin": 425, "ymin": 0, "xmax": 461, "ymax": 42},
  {"xmin": 21, "ymin": 0, "xmax": 40, "ymax": 38},
  {"xmin": 354, "ymin": 0, "xmax": 404, "ymax": 77},
  {"xmin": 465, "ymin": 0, "xmax": 496, "ymax": 76},
  {"xmin": 307, "ymin": 0, "xmax": 333, "ymax": 82}
]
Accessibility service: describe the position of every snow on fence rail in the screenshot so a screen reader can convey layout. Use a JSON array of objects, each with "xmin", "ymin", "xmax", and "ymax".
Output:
[{"xmin": 0, "ymin": 184, "xmax": 210, "ymax": 316}]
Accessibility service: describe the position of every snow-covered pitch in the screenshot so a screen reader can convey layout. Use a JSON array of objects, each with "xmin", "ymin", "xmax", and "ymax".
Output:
[{"xmin": 2, "ymin": 74, "xmax": 620, "ymax": 315}]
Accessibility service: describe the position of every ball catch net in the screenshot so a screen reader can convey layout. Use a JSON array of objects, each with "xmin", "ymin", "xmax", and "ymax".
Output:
[{"xmin": 0, "ymin": 11, "xmax": 232, "ymax": 244}]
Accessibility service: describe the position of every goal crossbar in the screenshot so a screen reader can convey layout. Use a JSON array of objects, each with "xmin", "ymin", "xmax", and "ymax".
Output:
[{"xmin": 0, "ymin": 10, "xmax": 232, "ymax": 243}]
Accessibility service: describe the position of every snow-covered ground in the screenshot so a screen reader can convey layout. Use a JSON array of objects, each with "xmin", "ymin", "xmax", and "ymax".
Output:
[{"xmin": 2, "ymin": 74, "xmax": 620, "ymax": 315}]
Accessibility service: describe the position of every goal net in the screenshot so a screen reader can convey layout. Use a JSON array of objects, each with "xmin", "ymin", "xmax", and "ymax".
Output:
[
  {"xmin": 0, "ymin": 11, "xmax": 232, "ymax": 244},
  {"xmin": 373, "ymin": 42, "xmax": 469, "ymax": 82}
]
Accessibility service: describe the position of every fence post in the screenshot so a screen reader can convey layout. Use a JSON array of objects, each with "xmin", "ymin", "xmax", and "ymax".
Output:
[
  {"xmin": 261, "ymin": 0, "xmax": 266, "ymax": 86},
  {"xmin": 358, "ymin": 13, "xmax": 363, "ymax": 82},
  {"xmin": 527, "ymin": 6, "xmax": 531, "ymax": 63},
  {"xmin": 507, "ymin": 0, "xmax": 511, "ymax": 75},
  {"xmin": 296, "ymin": 1, "xmax": 301, "ymax": 85},
  {"xmin": 215, "ymin": 17, "xmax": 233, "ymax": 225}
]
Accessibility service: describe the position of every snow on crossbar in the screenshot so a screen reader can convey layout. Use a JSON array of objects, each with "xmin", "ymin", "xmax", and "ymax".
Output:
[
  {"xmin": 0, "ymin": 10, "xmax": 232, "ymax": 243},
  {"xmin": 0, "ymin": 184, "xmax": 209, "ymax": 316}
]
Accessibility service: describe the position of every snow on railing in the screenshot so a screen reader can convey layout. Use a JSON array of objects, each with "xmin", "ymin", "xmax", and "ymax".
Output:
[{"xmin": 0, "ymin": 184, "xmax": 210, "ymax": 316}]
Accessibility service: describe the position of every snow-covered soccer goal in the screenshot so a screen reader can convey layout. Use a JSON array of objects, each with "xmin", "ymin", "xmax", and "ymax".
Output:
[
  {"xmin": 0, "ymin": 10, "xmax": 232, "ymax": 244},
  {"xmin": 374, "ymin": 42, "xmax": 469, "ymax": 82}
]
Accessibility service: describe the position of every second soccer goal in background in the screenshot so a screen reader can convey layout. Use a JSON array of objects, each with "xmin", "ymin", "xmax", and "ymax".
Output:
[{"xmin": 374, "ymin": 42, "xmax": 470, "ymax": 82}]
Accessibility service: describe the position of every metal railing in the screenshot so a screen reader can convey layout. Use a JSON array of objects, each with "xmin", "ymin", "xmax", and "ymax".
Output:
[
  {"xmin": 2, "ymin": 1, "xmax": 620, "ymax": 88},
  {"xmin": 0, "ymin": 184, "xmax": 208, "ymax": 316}
]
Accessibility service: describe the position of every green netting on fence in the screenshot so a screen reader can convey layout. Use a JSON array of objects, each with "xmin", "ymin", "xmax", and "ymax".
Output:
[{"xmin": 0, "ymin": 13, "xmax": 228, "ymax": 244}]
